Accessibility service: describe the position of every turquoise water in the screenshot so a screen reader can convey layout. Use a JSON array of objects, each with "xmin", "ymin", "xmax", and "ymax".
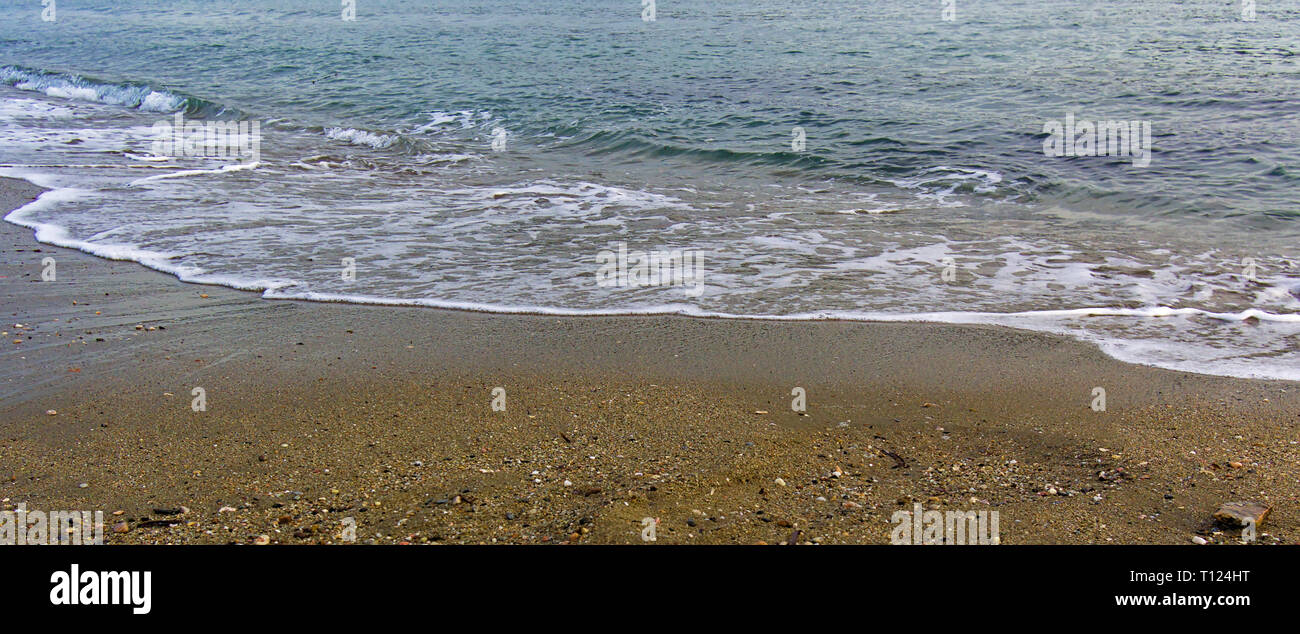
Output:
[{"xmin": 1, "ymin": 0, "xmax": 1298, "ymax": 378}]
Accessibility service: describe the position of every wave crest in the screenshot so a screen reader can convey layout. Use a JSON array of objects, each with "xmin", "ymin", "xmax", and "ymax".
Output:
[{"xmin": 0, "ymin": 65, "xmax": 215, "ymax": 115}]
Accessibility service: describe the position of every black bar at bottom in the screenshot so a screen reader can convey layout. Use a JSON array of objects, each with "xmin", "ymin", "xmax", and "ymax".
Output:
[{"xmin": 1, "ymin": 545, "xmax": 1285, "ymax": 618}]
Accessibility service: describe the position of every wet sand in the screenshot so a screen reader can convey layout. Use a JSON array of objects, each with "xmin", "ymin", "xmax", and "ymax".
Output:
[{"xmin": 2, "ymin": 175, "xmax": 1297, "ymax": 545}]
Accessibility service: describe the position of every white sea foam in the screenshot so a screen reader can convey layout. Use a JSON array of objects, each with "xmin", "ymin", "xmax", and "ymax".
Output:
[
  {"xmin": 123, "ymin": 153, "xmax": 174, "ymax": 162},
  {"xmin": 3, "ymin": 186, "xmax": 193, "ymax": 273},
  {"xmin": 139, "ymin": 91, "xmax": 180, "ymax": 112},
  {"xmin": 408, "ymin": 110, "xmax": 492, "ymax": 133},
  {"xmin": 128, "ymin": 161, "xmax": 259, "ymax": 186},
  {"xmin": 324, "ymin": 127, "xmax": 397, "ymax": 149},
  {"xmin": 886, "ymin": 166, "xmax": 1005, "ymax": 205},
  {"xmin": 0, "ymin": 97, "xmax": 77, "ymax": 120},
  {"xmin": 3, "ymin": 184, "xmax": 297, "ymax": 292}
]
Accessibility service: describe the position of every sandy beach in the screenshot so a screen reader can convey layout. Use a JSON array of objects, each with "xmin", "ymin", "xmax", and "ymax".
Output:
[{"xmin": 1, "ymin": 174, "xmax": 1296, "ymax": 545}]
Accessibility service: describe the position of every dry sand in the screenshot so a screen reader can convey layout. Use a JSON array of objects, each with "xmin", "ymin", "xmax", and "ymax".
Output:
[{"xmin": 2, "ymin": 175, "xmax": 1297, "ymax": 545}]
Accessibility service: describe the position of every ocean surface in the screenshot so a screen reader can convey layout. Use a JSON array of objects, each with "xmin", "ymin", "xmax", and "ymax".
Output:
[{"xmin": 1, "ymin": 0, "xmax": 1298, "ymax": 380}]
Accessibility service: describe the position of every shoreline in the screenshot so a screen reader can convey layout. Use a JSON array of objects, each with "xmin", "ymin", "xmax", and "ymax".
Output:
[
  {"xmin": 6, "ymin": 174, "xmax": 1295, "ymax": 383},
  {"xmin": 2, "ymin": 174, "xmax": 1297, "ymax": 545}
]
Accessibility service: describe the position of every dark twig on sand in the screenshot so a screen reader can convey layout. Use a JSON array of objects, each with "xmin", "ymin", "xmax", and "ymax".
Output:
[{"xmin": 880, "ymin": 448, "xmax": 907, "ymax": 469}]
